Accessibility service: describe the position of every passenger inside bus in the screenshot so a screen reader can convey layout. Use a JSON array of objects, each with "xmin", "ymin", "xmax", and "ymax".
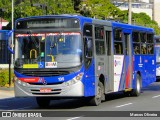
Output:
[
  {"xmin": 134, "ymin": 45, "xmax": 140, "ymax": 54},
  {"xmin": 141, "ymin": 43, "xmax": 147, "ymax": 54},
  {"xmin": 147, "ymin": 45, "xmax": 153, "ymax": 54}
]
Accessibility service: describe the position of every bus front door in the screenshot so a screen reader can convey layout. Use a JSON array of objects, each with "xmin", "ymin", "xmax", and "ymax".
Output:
[
  {"xmin": 105, "ymin": 31, "xmax": 113, "ymax": 92},
  {"xmin": 123, "ymin": 32, "xmax": 132, "ymax": 90}
]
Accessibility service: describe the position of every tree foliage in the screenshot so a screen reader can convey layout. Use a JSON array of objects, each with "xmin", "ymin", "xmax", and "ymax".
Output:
[
  {"xmin": 0, "ymin": 0, "xmax": 75, "ymax": 21},
  {"xmin": 79, "ymin": 0, "xmax": 122, "ymax": 20}
]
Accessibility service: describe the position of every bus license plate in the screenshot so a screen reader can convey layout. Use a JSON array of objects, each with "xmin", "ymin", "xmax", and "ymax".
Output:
[{"xmin": 40, "ymin": 88, "xmax": 51, "ymax": 93}]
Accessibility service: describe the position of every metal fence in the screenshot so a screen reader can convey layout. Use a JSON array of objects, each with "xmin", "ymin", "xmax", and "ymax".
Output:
[{"xmin": 0, "ymin": 30, "xmax": 10, "ymax": 64}]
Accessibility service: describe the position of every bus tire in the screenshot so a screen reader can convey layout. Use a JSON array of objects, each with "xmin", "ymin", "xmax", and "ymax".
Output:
[
  {"xmin": 131, "ymin": 74, "xmax": 141, "ymax": 96},
  {"xmin": 89, "ymin": 81, "xmax": 104, "ymax": 106},
  {"xmin": 36, "ymin": 97, "xmax": 50, "ymax": 108}
]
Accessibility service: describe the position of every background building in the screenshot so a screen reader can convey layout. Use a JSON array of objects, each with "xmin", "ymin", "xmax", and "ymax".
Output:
[
  {"xmin": 153, "ymin": 0, "xmax": 160, "ymax": 26},
  {"xmin": 112, "ymin": 0, "xmax": 160, "ymax": 26},
  {"xmin": 0, "ymin": 17, "xmax": 9, "ymax": 30}
]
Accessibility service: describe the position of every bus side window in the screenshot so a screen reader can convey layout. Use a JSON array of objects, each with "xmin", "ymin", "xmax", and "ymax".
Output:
[
  {"xmin": 140, "ymin": 32, "xmax": 147, "ymax": 43},
  {"xmin": 133, "ymin": 44, "xmax": 140, "ymax": 54},
  {"xmin": 95, "ymin": 26, "xmax": 105, "ymax": 55},
  {"xmin": 140, "ymin": 32, "xmax": 147, "ymax": 54},
  {"xmin": 132, "ymin": 32, "xmax": 140, "ymax": 55},
  {"xmin": 114, "ymin": 42, "xmax": 123, "ymax": 54},
  {"xmin": 114, "ymin": 44, "xmax": 117, "ymax": 54},
  {"xmin": 147, "ymin": 33, "xmax": 154, "ymax": 54},
  {"xmin": 113, "ymin": 28, "xmax": 123, "ymax": 55},
  {"xmin": 147, "ymin": 44, "xmax": 153, "ymax": 54}
]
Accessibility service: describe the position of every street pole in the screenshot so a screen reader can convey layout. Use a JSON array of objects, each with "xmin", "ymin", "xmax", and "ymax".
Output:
[
  {"xmin": 12, "ymin": 0, "xmax": 14, "ymax": 41},
  {"xmin": 9, "ymin": 0, "xmax": 14, "ymax": 87},
  {"xmin": 0, "ymin": 9, "xmax": 2, "ymax": 28},
  {"xmin": 128, "ymin": 0, "xmax": 132, "ymax": 24},
  {"xmin": 152, "ymin": 0, "xmax": 155, "ymax": 21}
]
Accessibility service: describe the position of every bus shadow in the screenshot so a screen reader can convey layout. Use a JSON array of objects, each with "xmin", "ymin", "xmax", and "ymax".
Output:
[
  {"xmin": 44, "ymin": 99, "xmax": 88, "ymax": 109},
  {"xmin": 2, "ymin": 81, "xmax": 159, "ymax": 110},
  {"xmin": 0, "ymin": 97, "xmax": 36, "ymax": 110},
  {"xmin": 142, "ymin": 82, "xmax": 160, "ymax": 92},
  {"xmin": 105, "ymin": 92, "xmax": 126, "ymax": 101},
  {"xmin": 0, "ymin": 97, "xmax": 16, "ymax": 110},
  {"xmin": 45, "ymin": 92, "xmax": 127, "ymax": 109}
]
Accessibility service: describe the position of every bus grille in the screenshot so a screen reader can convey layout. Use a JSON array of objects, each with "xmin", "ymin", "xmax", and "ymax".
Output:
[
  {"xmin": 15, "ymin": 69, "xmax": 70, "ymax": 77},
  {"xmin": 29, "ymin": 82, "xmax": 63, "ymax": 85}
]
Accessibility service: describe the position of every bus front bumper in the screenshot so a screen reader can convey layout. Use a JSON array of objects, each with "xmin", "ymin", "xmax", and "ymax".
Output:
[{"xmin": 14, "ymin": 80, "xmax": 84, "ymax": 97}]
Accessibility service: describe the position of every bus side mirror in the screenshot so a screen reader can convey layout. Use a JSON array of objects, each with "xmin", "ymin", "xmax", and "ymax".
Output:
[
  {"xmin": 8, "ymin": 46, "xmax": 14, "ymax": 54},
  {"xmin": 84, "ymin": 37, "xmax": 92, "ymax": 59},
  {"xmin": 8, "ymin": 30, "xmax": 14, "ymax": 54}
]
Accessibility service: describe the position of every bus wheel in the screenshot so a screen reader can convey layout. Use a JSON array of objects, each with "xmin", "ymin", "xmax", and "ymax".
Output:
[
  {"xmin": 131, "ymin": 74, "xmax": 141, "ymax": 96},
  {"xmin": 90, "ymin": 81, "xmax": 104, "ymax": 106},
  {"xmin": 36, "ymin": 97, "xmax": 50, "ymax": 108}
]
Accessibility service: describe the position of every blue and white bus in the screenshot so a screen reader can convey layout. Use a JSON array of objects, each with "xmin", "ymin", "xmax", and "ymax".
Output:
[
  {"xmin": 12, "ymin": 15, "xmax": 156, "ymax": 107},
  {"xmin": 155, "ymin": 35, "xmax": 160, "ymax": 79}
]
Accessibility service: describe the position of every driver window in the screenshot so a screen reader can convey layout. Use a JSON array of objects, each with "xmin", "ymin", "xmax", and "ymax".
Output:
[
  {"xmin": 83, "ymin": 24, "xmax": 93, "ymax": 68},
  {"xmin": 85, "ymin": 38, "xmax": 92, "ymax": 57}
]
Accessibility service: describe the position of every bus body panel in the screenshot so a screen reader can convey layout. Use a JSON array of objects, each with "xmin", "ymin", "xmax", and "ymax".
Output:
[
  {"xmin": 112, "ymin": 22, "xmax": 155, "ymax": 91},
  {"xmin": 133, "ymin": 55, "xmax": 156, "ymax": 87},
  {"xmin": 83, "ymin": 60, "xmax": 95, "ymax": 97}
]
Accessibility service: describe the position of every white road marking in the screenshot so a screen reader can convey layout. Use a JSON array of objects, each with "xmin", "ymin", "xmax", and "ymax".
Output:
[
  {"xmin": 115, "ymin": 103, "xmax": 133, "ymax": 108},
  {"xmin": 152, "ymin": 95, "xmax": 160, "ymax": 98},
  {"xmin": 67, "ymin": 116, "xmax": 82, "ymax": 120}
]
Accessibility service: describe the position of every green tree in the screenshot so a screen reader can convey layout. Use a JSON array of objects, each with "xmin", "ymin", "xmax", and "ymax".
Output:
[
  {"xmin": 0, "ymin": 0, "xmax": 75, "ymax": 29},
  {"xmin": 117, "ymin": 10, "xmax": 160, "ymax": 35},
  {"xmin": 79, "ymin": 0, "xmax": 120, "ymax": 20},
  {"xmin": 132, "ymin": 12, "xmax": 160, "ymax": 35},
  {"xmin": 0, "ymin": 0, "xmax": 75, "ymax": 20}
]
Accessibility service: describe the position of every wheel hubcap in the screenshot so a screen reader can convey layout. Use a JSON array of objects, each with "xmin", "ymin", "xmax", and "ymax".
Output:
[
  {"xmin": 97, "ymin": 86, "xmax": 102, "ymax": 99},
  {"xmin": 137, "ymin": 79, "xmax": 140, "ymax": 93}
]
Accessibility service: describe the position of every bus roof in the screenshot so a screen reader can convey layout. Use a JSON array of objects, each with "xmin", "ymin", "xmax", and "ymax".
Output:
[
  {"xmin": 15, "ymin": 14, "xmax": 112, "ymax": 29},
  {"xmin": 112, "ymin": 21, "xmax": 154, "ymax": 33},
  {"xmin": 15, "ymin": 14, "xmax": 153, "ymax": 32},
  {"xmin": 15, "ymin": 14, "xmax": 92, "ymax": 23}
]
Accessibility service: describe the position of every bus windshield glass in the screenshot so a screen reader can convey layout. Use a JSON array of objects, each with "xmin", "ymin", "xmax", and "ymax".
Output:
[{"xmin": 14, "ymin": 32, "xmax": 82, "ymax": 68}]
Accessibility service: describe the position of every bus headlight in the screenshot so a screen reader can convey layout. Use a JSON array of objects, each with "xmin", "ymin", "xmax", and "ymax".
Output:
[
  {"xmin": 16, "ymin": 78, "xmax": 28, "ymax": 86},
  {"xmin": 64, "ymin": 73, "xmax": 83, "ymax": 86},
  {"xmin": 17, "ymin": 79, "xmax": 28, "ymax": 86},
  {"xmin": 14, "ymin": 76, "xmax": 29, "ymax": 86}
]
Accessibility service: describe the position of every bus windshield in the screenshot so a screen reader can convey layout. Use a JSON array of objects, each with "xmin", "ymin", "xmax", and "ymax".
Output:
[{"xmin": 14, "ymin": 32, "xmax": 82, "ymax": 68}]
